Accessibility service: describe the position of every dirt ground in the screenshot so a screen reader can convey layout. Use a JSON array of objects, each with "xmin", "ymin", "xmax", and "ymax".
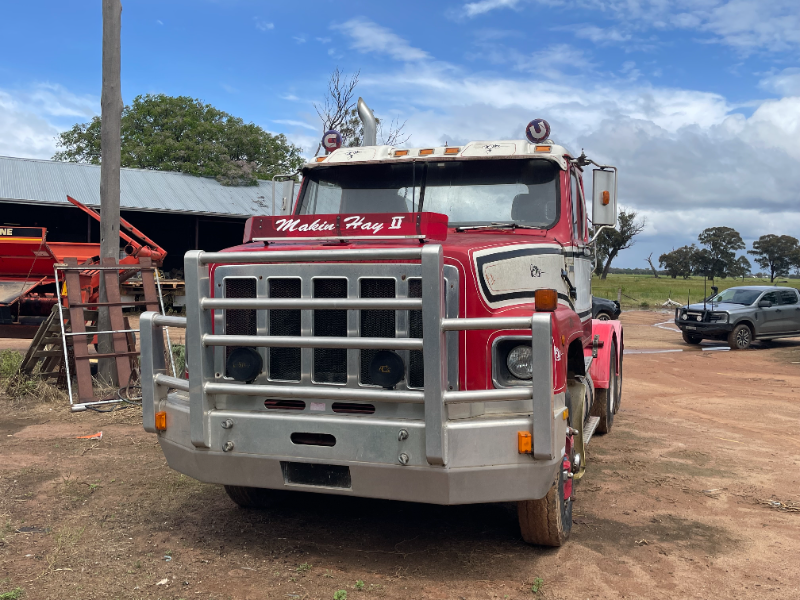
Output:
[{"xmin": 1, "ymin": 311, "xmax": 799, "ymax": 599}]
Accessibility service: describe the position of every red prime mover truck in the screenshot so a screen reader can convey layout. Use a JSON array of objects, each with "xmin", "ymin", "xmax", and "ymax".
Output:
[{"xmin": 140, "ymin": 104, "xmax": 622, "ymax": 546}]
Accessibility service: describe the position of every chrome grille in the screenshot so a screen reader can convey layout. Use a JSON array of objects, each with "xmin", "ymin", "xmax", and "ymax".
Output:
[
  {"xmin": 224, "ymin": 278, "xmax": 256, "ymax": 376},
  {"xmin": 269, "ymin": 278, "xmax": 301, "ymax": 381},
  {"xmin": 408, "ymin": 278, "xmax": 424, "ymax": 388},
  {"xmin": 313, "ymin": 279, "xmax": 347, "ymax": 384},
  {"xmin": 359, "ymin": 279, "xmax": 396, "ymax": 386}
]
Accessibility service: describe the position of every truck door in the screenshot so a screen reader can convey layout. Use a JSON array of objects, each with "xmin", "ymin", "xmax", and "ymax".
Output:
[
  {"xmin": 776, "ymin": 289, "xmax": 800, "ymax": 333},
  {"xmin": 758, "ymin": 291, "xmax": 783, "ymax": 334},
  {"xmin": 570, "ymin": 169, "xmax": 591, "ymax": 322}
]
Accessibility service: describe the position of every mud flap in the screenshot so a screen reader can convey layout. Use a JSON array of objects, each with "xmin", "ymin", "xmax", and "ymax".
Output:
[{"xmin": 566, "ymin": 380, "xmax": 587, "ymax": 481}]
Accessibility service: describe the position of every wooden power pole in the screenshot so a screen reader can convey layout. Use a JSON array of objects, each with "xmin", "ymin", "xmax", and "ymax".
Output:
[{"xmin": 98, "ymin": 0, "xmax": 123, "ymax": 384}]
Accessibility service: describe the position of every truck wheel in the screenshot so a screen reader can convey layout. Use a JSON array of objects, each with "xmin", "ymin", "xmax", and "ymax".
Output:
[
  {"xmin": 224, "ymin": 485, "xmax": 283, "ymax": 509},
  {"xmin": 614, "ymin": 345, "xmax": 623, "ymax": 414},
  {"xmin": 590, "ymin": 341, "xmax": 617, "ymax": 434},
  {"xmin": 682, "ymin": 331, "xmax": 703, "ymax": 345},
  {"xmin": 517, "ymin": 465, "xmax": 572, "ymax": 547},
  {"xmin": 727, "ymin": 324, "xmax": 752, "ymax": 350},
  {"xmin": 596, "ymin": 311, "xmax": 613, "ymax": 321}
]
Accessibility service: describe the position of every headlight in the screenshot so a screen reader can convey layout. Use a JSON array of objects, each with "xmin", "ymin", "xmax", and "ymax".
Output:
[
  {"xmin": 711, "ymin": 312, "xmax": 729, "ymax": 323},
  {"xmin": 506, "ymin": 345, "xmax": 533, "ymax": 380},
  {"xmin": 681, "ymin": 313, "xmax": 688, "ymax": 320}
]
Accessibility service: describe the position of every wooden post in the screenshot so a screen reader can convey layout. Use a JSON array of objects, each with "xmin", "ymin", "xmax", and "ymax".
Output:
[{"xmin": 98, "ymin": 0, "xmax": 123, "ymax": 385}]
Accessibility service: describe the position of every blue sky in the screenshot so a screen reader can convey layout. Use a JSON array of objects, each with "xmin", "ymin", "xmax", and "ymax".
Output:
[{"xmin": 1, "ymin": 0, "xmax": 799, "ymax": 268}]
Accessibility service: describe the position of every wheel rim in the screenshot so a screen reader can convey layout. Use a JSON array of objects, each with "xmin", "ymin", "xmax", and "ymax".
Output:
[
  {"xmin": 736, "ymin": 328, "xmax": 750, "ymax": 348},
  {"xmin": 598, "ymin": 313, "xmax": 610, "ymax": 321}
]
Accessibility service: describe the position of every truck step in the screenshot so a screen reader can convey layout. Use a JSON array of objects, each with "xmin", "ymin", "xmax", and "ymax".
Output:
[{"xmin": 583, "ymin": 416, "xmax": 600, "ymax": 445}]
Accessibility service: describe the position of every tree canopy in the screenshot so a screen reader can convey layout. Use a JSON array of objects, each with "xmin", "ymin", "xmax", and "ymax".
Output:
[
  {"xmin": 659, "ymin": 245, "xmax": 696, "ymax": 279},
  {"xmin": 53, "ymin": 94, "xmax": 304, "ymax": 186},
  {"xmin": 694, "ymin": 226, "xmax": 745, "ymax": 280},
  {"xmin": 593, "ymin": 209, "xmax": 646, "ymax": 279},
  {"xmin": 748, "ymin": 234, "xmax": 800, "ymax": 282}
]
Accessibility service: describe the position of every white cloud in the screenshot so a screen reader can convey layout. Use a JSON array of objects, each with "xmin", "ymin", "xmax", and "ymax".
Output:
[
  {"xmin": 759, "ymin": 67, "xmax": 800, "ymax": 97},
  {"xmin": 333, "ymin": 18, "xmax": 430, "ymax": 62},
  {"xmin": 254, "ymin": 18, "xmax": 274, "ymax": 32},
  {"xmin": 273, "ymin": 119, "xmax": 317, "ymax": 131},
  {"xmin": 326, "ymin": 20, "xmax": 799, "ymax": 265},
  {"xmin": 462, "ymin": 0, "xmax": 525, "ymax": 17},
  {"xmin": 156, "ymin": 19, "xmax": 164, "ymax": 26},
  {"xmin": 293, "ymin": 35, "xmax": 307, "ymax": 44},
  {"xmin": 0, "ymin": 83, "xmax": 99, "ymax": 159}
]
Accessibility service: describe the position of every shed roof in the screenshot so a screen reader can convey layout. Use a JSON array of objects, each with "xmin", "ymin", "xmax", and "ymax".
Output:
[{"xmin": 0, "ymin": 156, "xmax": 294, "ymax": 218}]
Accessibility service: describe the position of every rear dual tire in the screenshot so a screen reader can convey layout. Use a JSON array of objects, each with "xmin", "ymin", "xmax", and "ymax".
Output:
[{"xmin": 590, "ymin": 340, "xmax": 618, "ymax": 434}]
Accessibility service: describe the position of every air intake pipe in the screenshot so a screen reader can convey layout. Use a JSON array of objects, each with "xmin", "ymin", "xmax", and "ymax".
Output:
[{"xmin": 357, "ymin": 97, "xmax": 377, "ymax": 147}]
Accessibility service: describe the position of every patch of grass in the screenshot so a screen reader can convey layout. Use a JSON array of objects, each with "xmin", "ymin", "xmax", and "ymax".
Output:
[
  {"xmin": 0, "ymin": 587, "xmax": 23, "ymax": 600},
  {"xmin": 0, "ymin": 350, "xmax": 23, "ymax": 379},
  {"xmin": 333, "ymin": 591, "xmax": 347, "ymax": 600},
  {"xmin": 354, "ymin": 580, "xmax": 364, "ymax": 590},
  {"xmin": 296, "ymin": 562, "xmax": 311, "ymax": 573},
  {"xmin": 592, "ymin": 273, "xmax": 800, "ymax": 310},
  {"xmin": 531, "ymin": 577, "xmax": 544, "ymax": 594},
  {"xmin": 171, "ymin": 344, "xmax": 186, "ymax": 376},
  {"xmin": 47, "ymin": 525, "xmax": 85, "ymax": 571}
]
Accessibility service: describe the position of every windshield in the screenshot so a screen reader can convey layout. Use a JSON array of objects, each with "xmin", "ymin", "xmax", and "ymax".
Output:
[
  {"xmin": 709, "ymin": 288, "xmax": 761, "ymax": 305},
  {"xmin": 297, "ymin": 159, "xmax": 560, "ymax": 228}
]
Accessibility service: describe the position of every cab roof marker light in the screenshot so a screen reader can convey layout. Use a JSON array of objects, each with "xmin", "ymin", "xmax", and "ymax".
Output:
[
  {"xmin": 535, "ymin": 145, "xmax": 551, "ymax": 152},
  {"xmin": 419, "ymin": 149, "xmax": 434, "ymax": 155},
  {"xmin": 394, "ymin": 150, "xmax": 409, "ymax": 157},
  {"xmin": 315, "ymin": 156, "xmax": 327, "ymax": 162},
  {"xmin": 444, "ymin": 147, "xmax": 460, "ymax": 155}
]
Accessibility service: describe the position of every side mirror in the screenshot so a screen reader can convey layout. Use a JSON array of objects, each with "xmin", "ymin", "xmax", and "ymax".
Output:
[
  {"xmin": 592, "ymin": 168, "xmax": 617, "ymax": 227},
  {"xmin": 758, "ymin": 300, "xmax": 772, "ymax": 308}
]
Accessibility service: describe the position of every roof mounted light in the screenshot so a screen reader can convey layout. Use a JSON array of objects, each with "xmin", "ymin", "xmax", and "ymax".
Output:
[
  {"xmin": 444, "ymin": 147, "xmax": 460, "ymax": 155},
  {"xmin": 419, "ymin": 149, "xmax": 434, "ymax": 156},
  {"xmin": 394, "ymin": 150, "xmax": 409, "ymax": 157}
]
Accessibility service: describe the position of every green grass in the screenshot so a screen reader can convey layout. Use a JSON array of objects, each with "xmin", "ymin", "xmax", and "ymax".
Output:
[
  {"xmin": 592, "ymin": 274, "xmax": 800, "ymax": 309},
  {"xmin": 0, "ymin": 588, "xmax": 23, "ymax": 600},
  {"xmin": 0, "ymin": 350, "xmax": 23, "ymax": 379}
]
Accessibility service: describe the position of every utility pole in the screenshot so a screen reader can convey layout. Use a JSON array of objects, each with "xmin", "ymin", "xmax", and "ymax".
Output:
[{"xmin": 98, "ymin": 0, "xmax": 123, "ymax": 384}]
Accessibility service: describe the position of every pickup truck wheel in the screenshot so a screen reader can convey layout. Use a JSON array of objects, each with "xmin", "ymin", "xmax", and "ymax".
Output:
[
  {"xmin": 517, "ymin": 465, "xmax": 572, "ymax": 547},
  {"xmin": 727, "ymin": 324, "xmax": 752, "ymax": 350},
  {"xmin": 224, "ymin": 485, "xmax": 283, "ymax": 509},
  {"xmin": 682, "ymin": 331, "xmax": 703, "ymax": 345},
  {"xmin": 596, "ymin": 311, "xmax": 612, "ymax": 321},
  {"xmin": 590, "ymin": 341, "xmax": 617, "ymax": 433}
]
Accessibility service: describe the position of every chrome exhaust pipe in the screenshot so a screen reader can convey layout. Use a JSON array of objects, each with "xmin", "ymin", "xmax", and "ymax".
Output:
[{"xmin": 357, "ymin": 97, "xmax": 377, "ymax": 147}]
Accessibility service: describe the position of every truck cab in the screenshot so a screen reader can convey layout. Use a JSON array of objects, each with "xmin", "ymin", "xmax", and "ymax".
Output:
[{"xmin": 140, "ymin": 114, "xmax": 623, "ymax": 547}]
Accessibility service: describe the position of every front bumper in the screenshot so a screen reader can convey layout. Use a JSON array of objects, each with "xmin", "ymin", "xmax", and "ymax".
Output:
[
  {"xmin": 157, "ymin": 391, "xmax": 562, "ymax": 504},
  {"xmin": 675, "ymin": 320, "xmax": 734, "ymax": 336}
]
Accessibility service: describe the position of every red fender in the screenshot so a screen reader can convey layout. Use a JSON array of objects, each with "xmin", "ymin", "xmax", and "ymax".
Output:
[{"xmin": 586, "ymin": 319, "xmax": 623, "ymax": 389}]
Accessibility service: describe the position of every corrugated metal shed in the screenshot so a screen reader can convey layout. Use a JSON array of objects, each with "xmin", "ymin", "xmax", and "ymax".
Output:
[{"xmin": 0, "ymin": 156, "xmax": 298, "ymax": 217}]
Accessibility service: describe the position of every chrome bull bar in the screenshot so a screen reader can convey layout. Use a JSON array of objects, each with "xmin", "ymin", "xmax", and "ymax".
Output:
[{"xmin": 140, "ymin": 245, "xmax": 560, "ymax": 467}]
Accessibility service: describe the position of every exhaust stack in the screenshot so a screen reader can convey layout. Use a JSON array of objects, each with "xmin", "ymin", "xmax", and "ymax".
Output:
[{"xmin": 357, "ymin": 97, "xmax": 377, "ymax": 147}]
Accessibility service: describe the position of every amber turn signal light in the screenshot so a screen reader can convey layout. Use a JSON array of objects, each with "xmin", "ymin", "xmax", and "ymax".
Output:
[
  {"xmin": 534, "ymin": 288, "xmax": 558, "ymax": 311},
  {"xmin": 518, "ymin": 431, "xmax": 532, "ymax": 454},
  {"xmin": 155, "ymin": 411, "xmax": 167, "ymax": 431},
  {"xmin": 602, "ymin": 190, "xmax": 610, "ymax": 205}
]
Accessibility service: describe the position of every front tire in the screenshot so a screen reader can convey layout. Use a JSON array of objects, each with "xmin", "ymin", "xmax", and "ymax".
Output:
[
  {"xmin": 596, "ymin": 311, "xmax": 612, "ymax": 321},
  {"xmin": 224, "ymin": 485, "xmax": 284, "ymax": 509},
  {"xmin": 517, "ymin": 465, "xmax": 572, "ymax": 547},
  {"xmin": 590, "ymin": 340, "xmax": 617, "ymax": 434},
  {"xmin": 727, "ymin": 324, "xmax": 752, "ymax": 350},
  {"xmin": 682, "ymin": 331, "xmax": 703, "ymax": 345}
]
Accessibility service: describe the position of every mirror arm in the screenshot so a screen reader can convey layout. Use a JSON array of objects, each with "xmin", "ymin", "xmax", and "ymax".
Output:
[
  {"xmin": 571, "ymin": 150, "xmax": 616, "ymax": 172},
  {"xmin": 590, "ymin": 225, "xmax": 612, "ymax": 244}
]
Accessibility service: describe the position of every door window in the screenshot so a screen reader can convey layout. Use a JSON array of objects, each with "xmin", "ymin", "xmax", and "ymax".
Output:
[
  {"xmin": 762, "ymin": 292, "xmax": 779, "ymax": 305},
  {"xmin": 779, "ymin": 290, "xmax": 799, "ymax": 305}
]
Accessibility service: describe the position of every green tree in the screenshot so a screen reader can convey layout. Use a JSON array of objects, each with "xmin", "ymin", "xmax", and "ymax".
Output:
[
  {"xmin": 593, "ymin": 209, "xmax": 646, "ymax": 279},
  {"xmin": 53, "ymin": 94, "xmax": 303, "ymax": 186},
  {"xmin": 695, "ymin": 226, "xmax": 745, "ymax": 280},
  {"xmin": 747, "ymin": 234, "xmax": 800, "ymax": 282},
  {"xmin": 659, "ymin": 245, "xmax": 697, "ymax": 279}
]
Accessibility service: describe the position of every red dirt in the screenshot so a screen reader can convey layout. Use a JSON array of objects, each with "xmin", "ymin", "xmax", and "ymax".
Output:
[{"xmin": 1, "ymin": 311, "xmax": 799, "ymax": 599}]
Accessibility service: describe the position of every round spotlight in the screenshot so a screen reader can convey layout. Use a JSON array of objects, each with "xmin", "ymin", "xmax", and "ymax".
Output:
[
  {"xmin": 507, "ymin": 345, "xmax": 533, "ymax": 380},
  {"xmin": 368, "ymin": 350, "xmax": 405, "ymax": 389},
  {"xmin": 226, "ymin": 347, "xmax": 263, "ymax": 384}
]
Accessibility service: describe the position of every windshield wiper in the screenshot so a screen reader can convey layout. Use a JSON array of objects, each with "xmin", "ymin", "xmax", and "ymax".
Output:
[{"xmin": 455, "ymin": 222, "xmax": 542, "ymax": 232}]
